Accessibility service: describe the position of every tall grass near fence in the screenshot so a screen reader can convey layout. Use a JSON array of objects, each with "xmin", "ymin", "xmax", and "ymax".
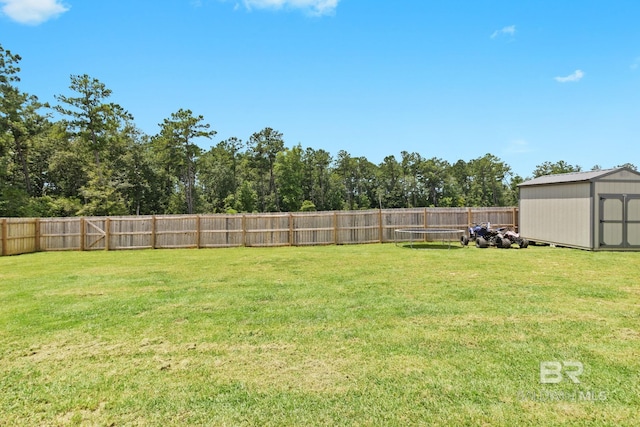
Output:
[{"xmin": 1, "ymin": 207, "xmax": 518, "ymax": 256}]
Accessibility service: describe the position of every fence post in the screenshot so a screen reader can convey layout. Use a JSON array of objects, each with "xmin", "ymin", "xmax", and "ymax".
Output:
[
  {"xmin": 378, "ymin": 209, "xmax": 383, "ymax": 243},
  {"xmin": 151, "ymin": 216, "xmax": 156, "ymax": 249},
  {"xmin": 34, "ymin": 218, "xmax": 41, "ymax": 252},
  {"xmin": 105, "ymin": 218, "xmax": 110, "ymax": 251},
  {"xmin": 196, "ymin": 215, "xmax": 201, "ymax": 249},
  {"xmin": 289, "ymin": 213, "xmax": 294, "ymax": 246},
  {"xmin": 79, "ymin": 217, "xmax": 86, "ymax": 251},
  {"xmin": 467, "ymin": 208, "xmax": 472, "ymax": 228},
  {"xmin": 1, "ymin": 218, "xmax": 7, "ymax": 256},
  {"xmin": 424, "ymin": 208, "xmax": 428, "ymax": 229},
  {"xmin": 242, "ymin": 214, "xmax": 247, "ymax": 247},
  {"xmin": 512, "ymin": 207, "xmax": 518, "ymax": 231},
  {"xmin": 333, "ymin": 211, "xmax": 338, "ymax": 245}
]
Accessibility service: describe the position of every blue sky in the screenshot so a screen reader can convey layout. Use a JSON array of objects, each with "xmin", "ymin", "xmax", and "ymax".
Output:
[{"xmin": 2, "ymin": 0, "xmax": 639, "ymax": 178}]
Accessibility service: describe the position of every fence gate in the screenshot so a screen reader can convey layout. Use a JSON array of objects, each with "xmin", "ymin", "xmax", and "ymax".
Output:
[
  {"xmin": 84, "ymin": 218, "xmax": 107, "ymax": 250},
  {"xmin": 599, "ymin": 194, "xmax": 640, "ymax": 248}
]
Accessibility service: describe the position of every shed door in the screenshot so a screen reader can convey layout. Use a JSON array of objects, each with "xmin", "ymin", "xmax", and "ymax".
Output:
[
  {"xmin": 599, "ymin": 194, "xmax": 640, "ymax": 248},
  {"xmin": 626, "ymin": 196, "xmax": 640, "ymax": 247}
]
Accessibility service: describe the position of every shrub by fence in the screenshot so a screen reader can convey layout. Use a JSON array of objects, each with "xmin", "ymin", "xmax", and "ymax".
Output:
[{"xmin": 1, "ymin": 207, "xmax": 518, "ymax": 256}]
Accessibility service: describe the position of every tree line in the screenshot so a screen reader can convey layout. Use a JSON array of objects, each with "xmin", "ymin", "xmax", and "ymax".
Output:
[{"xmin": 1, "ymin": 44, "xmax": 630, "ymax": 217}]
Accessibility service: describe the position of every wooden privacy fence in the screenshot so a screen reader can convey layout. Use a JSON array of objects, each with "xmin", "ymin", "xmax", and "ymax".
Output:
[{"xmin": 1, "ymin": 207, "xmax": 518, "ymax": 256}]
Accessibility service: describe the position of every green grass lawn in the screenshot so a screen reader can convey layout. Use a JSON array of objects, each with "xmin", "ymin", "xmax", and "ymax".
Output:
[{"xmin": 1, "ymin": 244, "xmax": 639, "ymax": 426}]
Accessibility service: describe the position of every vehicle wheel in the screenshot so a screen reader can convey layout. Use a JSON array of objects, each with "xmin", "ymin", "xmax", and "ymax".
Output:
[
  {"xmin": 519, "ymin": 238, "xmax": 529, "ymax": 249},
  {"xmin": 476, "ymin": 237, "xmax": 488, "ymax": 248},
  {"xmin": 501, "ymin": 238, "xmax": 512, "ymax": 249},
  {"xmin": 460, "ymin": 235, "xmax": 469, "ymax": 246}
]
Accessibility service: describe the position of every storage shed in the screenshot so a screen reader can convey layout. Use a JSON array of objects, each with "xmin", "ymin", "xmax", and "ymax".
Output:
[{"xmin": 518, "ymin": 167, "xmax": 640, "ymax": 250}]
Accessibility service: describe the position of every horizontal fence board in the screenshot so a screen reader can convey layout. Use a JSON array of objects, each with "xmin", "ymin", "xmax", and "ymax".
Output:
[{"xmin": 1, "ymin": 208, "xmax": 518, "ymax": 255}]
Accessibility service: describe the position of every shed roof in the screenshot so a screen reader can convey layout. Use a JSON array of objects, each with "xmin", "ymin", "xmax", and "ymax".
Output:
[{"xmin": 519, "ymin": 167, "xmax": 640, "ymax": 187}]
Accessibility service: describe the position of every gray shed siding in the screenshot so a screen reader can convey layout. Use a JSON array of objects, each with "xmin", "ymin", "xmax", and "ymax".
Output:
[
  {"xmin": 519, "ymin": 182, "xmax": 592, "ymax": 249},
  {"xmin": 519, "ymin": 167, "xmax": 640, "ymax": 250}
]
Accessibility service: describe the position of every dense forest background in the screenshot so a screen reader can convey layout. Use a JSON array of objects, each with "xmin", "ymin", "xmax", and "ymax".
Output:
[{"xmin": 1, "ymin": 44, "xmax": 633, "ymax": 217}]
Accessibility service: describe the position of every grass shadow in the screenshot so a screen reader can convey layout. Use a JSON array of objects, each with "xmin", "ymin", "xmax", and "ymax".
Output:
[{"xmin": 396, "ymin": 242, "xmax": 466, "ymax": 250}]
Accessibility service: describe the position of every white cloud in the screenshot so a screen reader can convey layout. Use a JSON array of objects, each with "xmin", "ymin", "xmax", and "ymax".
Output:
[
  {"xmin": 631, "ymin": 57, "xmax": 640, "ymax": 70},
  {"xmin": 1, "ymin": 0, "xmax": 69, "ymax": 25},
  {"xmin": 491, "ymin": 25, "xmax": 516, "ymax": 39},
  {"xmin": 554, "ymin": 69, "xmax": 585, "ymax": 83},
  {"xmin": 242, "ymin": 0, "xmax": 339, "ymax": 16}
]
